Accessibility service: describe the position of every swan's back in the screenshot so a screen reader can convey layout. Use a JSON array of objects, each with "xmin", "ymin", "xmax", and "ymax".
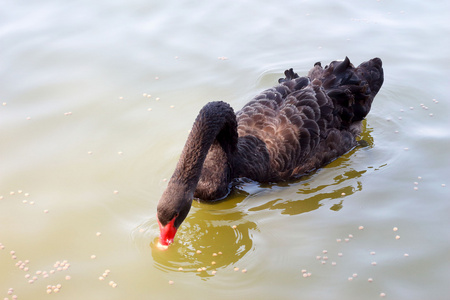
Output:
[{"xmin": 235, "ymin": 57, "xmax": 383, "ymax": 181}]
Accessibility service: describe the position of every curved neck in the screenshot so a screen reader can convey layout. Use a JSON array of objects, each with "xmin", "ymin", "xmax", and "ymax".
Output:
[{"xmin": 170, "ymin": 101, "xmax": 238, "ymax": 193}]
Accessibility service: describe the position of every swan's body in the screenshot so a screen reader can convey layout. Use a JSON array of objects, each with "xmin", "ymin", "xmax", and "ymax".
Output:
[{"xmin": 157, "ymin": 57, "xmax": 384, "ymax": 247}]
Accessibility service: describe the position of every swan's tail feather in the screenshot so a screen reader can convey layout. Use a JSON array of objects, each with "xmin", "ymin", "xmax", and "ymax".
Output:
[
  {"xmin": 320, "ymin": 57, "xmax": 384, "ymax": 127},
  {"xmin": 356, "ymin": 57, "xmax": 384, "ymax": 98}
]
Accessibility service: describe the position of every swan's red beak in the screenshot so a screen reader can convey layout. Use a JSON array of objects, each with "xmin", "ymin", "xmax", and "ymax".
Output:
[{"xmin": 157, "ymin": 216, "xmax": 177, "ymax": 249}]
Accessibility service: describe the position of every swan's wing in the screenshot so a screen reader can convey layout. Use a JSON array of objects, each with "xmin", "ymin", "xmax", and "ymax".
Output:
[
  {"xmin": 278, "ymin": 68, "xmax": 299, "ymax": 83},
  {"xmin": 235, "ymin": 57, "xmax": 383, "ymax": 181}
]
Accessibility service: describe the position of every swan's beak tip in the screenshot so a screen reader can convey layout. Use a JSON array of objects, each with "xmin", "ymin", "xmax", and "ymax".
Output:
[{"xmin": 156, "ymin": 241, "xmax": 170, "ymax": 250}]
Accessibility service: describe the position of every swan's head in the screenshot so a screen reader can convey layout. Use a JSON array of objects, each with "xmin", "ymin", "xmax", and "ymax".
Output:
[{"xmin": 156, "ymin": 181, "xmax": 193, "ymax": 249}]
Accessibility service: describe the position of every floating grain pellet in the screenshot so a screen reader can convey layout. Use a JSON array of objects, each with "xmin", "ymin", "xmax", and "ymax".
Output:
[
  {"xmin": 234, "ymin": 267, "xmax": 239, "ymax": 271},
  {"xmin": 241, "ymin": 269, "xmax": 247, "ymax": 273},
  {"xmin": 393, "ymin": 227, "xmax": 398, "ymax": 231},
  {"xmin": 168, "ymin": 280, "xmax": 174, "ymax": 285},
  {"xmin": 211, "ymin": 270, "xmax": 217, "ymax": 275},
  {"xmin": 395, "ymin": 235, "xmax": 400, "ymax": 240},
  {"xmin": 232, "ymin": 225, "xmax": 237, "ymax": 229},
  {"xmin": 358, "ymin": 226, "xmax": 364, "ymax": 230},
  {"xmin": 196, "ymin": 250, "xmax": 202, "ymax": 254}
]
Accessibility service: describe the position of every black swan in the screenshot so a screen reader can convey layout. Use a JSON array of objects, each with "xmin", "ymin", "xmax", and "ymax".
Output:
[{"xmin": 156, "ymin": 57, "xmax": 384, "ymax": 249}]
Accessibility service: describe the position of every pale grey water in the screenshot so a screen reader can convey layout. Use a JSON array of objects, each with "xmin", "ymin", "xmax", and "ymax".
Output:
[{"xmin": 1, "ymin": 0, "xmax": 449, "ymax": 299}]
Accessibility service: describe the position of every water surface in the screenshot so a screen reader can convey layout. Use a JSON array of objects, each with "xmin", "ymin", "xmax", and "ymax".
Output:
[{"xmin": 1, "ymin": 0, "xmax": 449, "ymax": 299}]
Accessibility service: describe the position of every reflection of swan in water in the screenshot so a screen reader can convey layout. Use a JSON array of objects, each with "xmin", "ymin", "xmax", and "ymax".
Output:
[{"xmin": 134, "ymin": 205, "xmax": 257, "ymax": 279}]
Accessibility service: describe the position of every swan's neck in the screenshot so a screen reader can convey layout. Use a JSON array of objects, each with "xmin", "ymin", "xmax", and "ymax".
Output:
[{"xmin": 169, "ymin": 102, "xmax": 238, "ymax": 199}]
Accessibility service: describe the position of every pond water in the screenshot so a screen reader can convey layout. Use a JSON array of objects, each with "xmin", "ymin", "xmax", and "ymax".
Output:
[{"xmin": 1, "ymin": 0, "xmax": 449, "ymax": 299}]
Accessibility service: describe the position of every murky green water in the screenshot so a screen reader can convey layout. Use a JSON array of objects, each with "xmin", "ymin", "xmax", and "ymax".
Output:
[{"xmin": 1, "ymin": 0, "xmax": 449, "ymax": 299}]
